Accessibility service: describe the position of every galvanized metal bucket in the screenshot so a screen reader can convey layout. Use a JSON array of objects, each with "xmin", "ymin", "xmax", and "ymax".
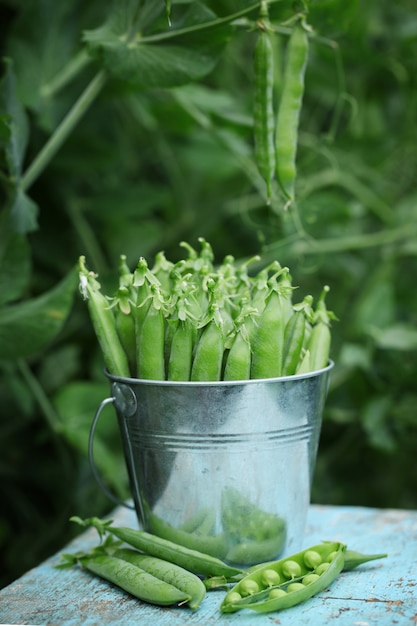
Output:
[{"xmin": 89, "ymin": 362, "xmax": 333, "ymax": 566}]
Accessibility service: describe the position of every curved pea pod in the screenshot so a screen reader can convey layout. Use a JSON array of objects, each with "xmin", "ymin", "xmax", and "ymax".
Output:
[
  {"xmin": 80, "ymin": 553, "xmax": 191, "ymax": 606},
  {"xmin": 220, "ymin": 541, "xmax": 346, "ymax": 613},
  {"xmin": 114, "ymin": 548, "xmax": 206, "ymax": 610}
]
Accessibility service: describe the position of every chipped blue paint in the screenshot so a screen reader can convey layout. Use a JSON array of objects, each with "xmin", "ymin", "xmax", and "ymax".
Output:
[{"xmin": 0, "ymin": 505, "xmax": 416, "ymax": 625}]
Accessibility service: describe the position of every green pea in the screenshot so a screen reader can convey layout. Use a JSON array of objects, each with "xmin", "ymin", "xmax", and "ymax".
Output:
[
  {"xmin": 261, "ymin": 568, "xmax": 281, "ymax": 587},
  {"xmin": 303, "ymin": 549, "xmax": 322, "ymax": 569},
  {"xmin": 287, "ymin": 582, "xmax": 306, "ymax": 593},
  {"xmin": 268, "ymin": 588, "xmax": 287, "ymax": 599},
  {"xmin": 302, "ymin": 573, "xmax": 320, "ymax": 585},
  {"xmin": 282, "ymin": 559, "xmax": 302, "ymax": 579},
  {"xmin": 315, "ymin": 562, "xmax": 331, "ymax": 575},
  {"xmin": 326, "ymin": 550, "xmax": 338, "ymax": 563},
  {"xmin": 227, "ymin": 590, "xmax": 243, "ymax": 604},
  {"xmin": 240, "ymin": 578, "xmax": 260, "ymax": 596}
]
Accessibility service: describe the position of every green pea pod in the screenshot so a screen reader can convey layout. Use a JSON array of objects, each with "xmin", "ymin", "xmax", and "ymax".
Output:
[
  {"xmin": 283, "ymin": 295, "xmax": 313, "ymax": 375},
  {"xmin": 223, "ymin": 324, "xmax": 251, "ymax": 381},
  {"xmin": 308, "ymin": 285, "xmax": 335, "ymax": 371},
  {"xmin": 254, "ymin": 7, "xmax": 276, "ymax": 203},
  {"xmin": 73, "ymin": 517, "xmax": 243, "ymax": 579},
  {"xmin": 221, "ymin": 541, "xmax": 346, "ymax": 613},
  {"xmin": 137, "ymin": 289, "xmax": 166, "ymax": 380},
  {"xmin": 167, "ymin": 318, "xmax": 193, "ymax": 381},
  {"xmin": 78, "ymin": 256, "xmax": 130, "ymax": 378},
  {"xmin": 79, "ymin": 553, "xmax": 191, "ymax": 606},
  {"xmin": 191, "ymin": 320, "xmax": 224, "ymax": 382},
  {"xmin": 114, "ymin": 286, "xmax": 136, "ymax": 375},
  {"xmin": 113, "ymin": 548, "xmax": 206, "ymax": 610},
  {"xmin": 147, "ymin": 511, "xmax": 229, "ymax": 561},
  {"xmin": 275, "ymin": 18, "xmax": 309, "ymax": 203},
  {"xmin": 251, "ymin": 289, "xmax": 285, "ymax": 379}
]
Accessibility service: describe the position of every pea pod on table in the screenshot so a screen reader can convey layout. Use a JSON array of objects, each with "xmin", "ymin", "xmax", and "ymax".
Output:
[
  {"xmin": 59, "ymin": 551, "xmax": 192, "ymax": 607},
  {"xmin": 220, "ymin": 541, "xmax": 346, "ymax": 613},
  {"xmin": 71, "ymin": 516, "xmax": 243, "ymax": 579},
  {"xmin": 113, "ymin": 547, "xmax": 206, "ymax": 610}
]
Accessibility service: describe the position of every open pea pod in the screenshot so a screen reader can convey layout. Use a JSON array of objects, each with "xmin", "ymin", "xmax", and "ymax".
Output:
[{"xmin": 220, "ymin": 541, "xmax": 346, "ymax": 613}]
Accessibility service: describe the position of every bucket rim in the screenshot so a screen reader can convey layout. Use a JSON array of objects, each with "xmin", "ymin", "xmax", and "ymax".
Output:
[{"xmin": 104, "ymin": 360, "xmax": 334, "ymax": 387}]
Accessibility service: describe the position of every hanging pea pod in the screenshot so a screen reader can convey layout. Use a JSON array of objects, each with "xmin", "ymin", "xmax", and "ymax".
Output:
[
  {"xmin": 275, "ymin": 17, "xmax": 310, "ymax": 204},
  {"xmin": 253, "ymin": 1, "xmax": 276, "ymax": 203}
]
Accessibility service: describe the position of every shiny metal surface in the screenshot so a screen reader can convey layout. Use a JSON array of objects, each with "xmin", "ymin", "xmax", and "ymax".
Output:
[{"xmin": 95, "ymin": 363, "xmax": 333, "ymax": 565}]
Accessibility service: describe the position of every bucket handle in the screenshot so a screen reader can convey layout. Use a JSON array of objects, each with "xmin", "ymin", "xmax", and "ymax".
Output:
[{"xmin": 88, "ymin": 396, "xmax": 134, "ymax": 510}]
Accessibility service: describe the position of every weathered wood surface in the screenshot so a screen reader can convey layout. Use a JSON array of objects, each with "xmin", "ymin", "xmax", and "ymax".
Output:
[{"xmin": 0, "ymin": 504, "xmax": 416, "ymax": 625}]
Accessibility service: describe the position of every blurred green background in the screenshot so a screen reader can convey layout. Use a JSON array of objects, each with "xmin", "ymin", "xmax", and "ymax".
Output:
[{"xmin": 1, "ymin": 0, "xmax": 416, "ymax": 588}]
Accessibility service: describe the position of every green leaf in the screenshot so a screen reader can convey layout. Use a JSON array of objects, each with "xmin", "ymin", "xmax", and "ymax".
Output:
[
  {"xmin": 0, "ymin": 268, "xmax": 77, "ymax": 360},
  {"xmin": 0, "ymin": 58, "xmax": 29, "ymax": 177},
  {"xmin": 369, "ymin": 323, "xmax": 417, "ymax": 351},
  {"xmin": 0, "ymin": 230, "xmax": 31, "ymax": 306},
  {"xmin": 9, "ymin": 187, "xmax": 39, "ymax": 234},
  {"xmin": 83, "ymin": 1, "xmax": 232, "ymax": 88}
]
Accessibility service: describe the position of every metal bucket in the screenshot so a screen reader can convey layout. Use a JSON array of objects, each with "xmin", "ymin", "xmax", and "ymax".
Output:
[{"xmin": 89, "ymin": 362, "xmax": 333, "ymax": 566}]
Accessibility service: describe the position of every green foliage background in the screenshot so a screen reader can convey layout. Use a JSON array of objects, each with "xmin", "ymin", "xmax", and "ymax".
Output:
[{"xmin": 1, "ymin": 0, "xmax": 416, "ymax": 588}]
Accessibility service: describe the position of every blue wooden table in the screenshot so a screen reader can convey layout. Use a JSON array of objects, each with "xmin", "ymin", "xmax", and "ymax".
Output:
[{"xmin": 1, "ymin": 504, "xmax": 416, "ymax": 625}]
